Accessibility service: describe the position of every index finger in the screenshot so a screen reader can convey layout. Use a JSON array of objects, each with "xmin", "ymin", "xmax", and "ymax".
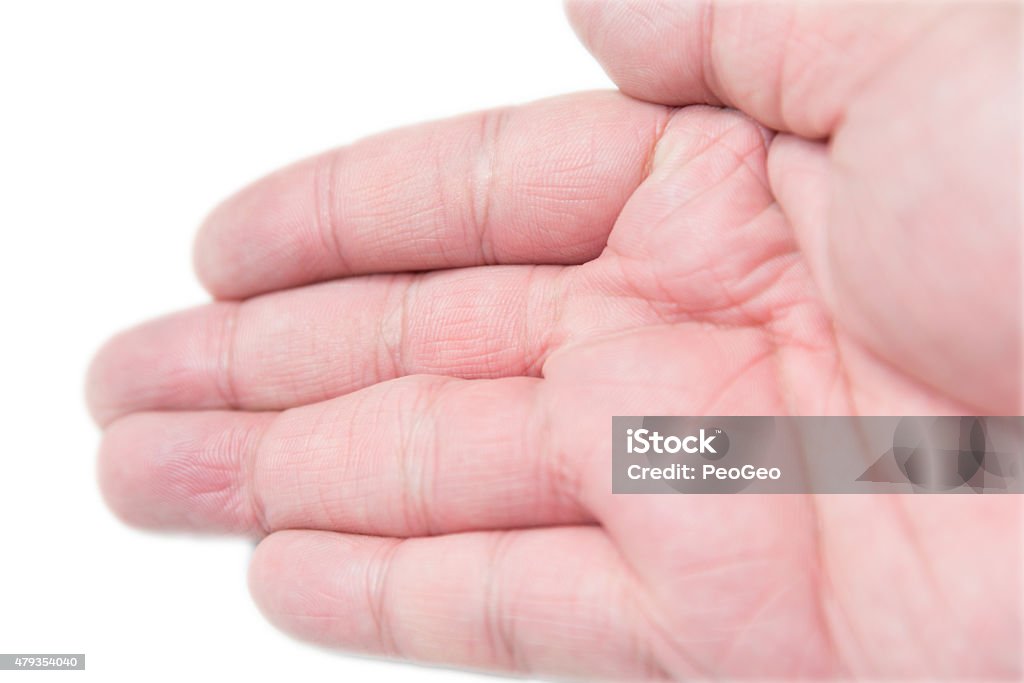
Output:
[{"xmin": 194, "ymin": 91, "xmax": 670, "ymax": 299}]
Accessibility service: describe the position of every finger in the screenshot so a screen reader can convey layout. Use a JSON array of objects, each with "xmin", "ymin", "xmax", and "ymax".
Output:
[
  {"xmin": 98, "ymin": 375, "xmax": 590, "ymax": 536},
  {"xmin": 565, "ymin": 0, "xmax": 952, "ymax": 136},
  {"xmin": 568, "ymin": 0, "xmax": 1023, "ymax": 413},
  {"xmin": 195, "ymin": 91, "xmax": 671, "ymax": 299},
  {"xmin": 248, "ymin": 527, "xmax": 666, "ymax": 679},
  {"xmin": 87, "ymin": 264, "xmax": 581, "ymax": 424}
]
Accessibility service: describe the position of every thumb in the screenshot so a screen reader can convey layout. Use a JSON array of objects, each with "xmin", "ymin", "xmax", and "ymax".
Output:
[
  {"xmin": 567, "ymin": 0, "xmax": 1023, "ymax": 413},
  {"xmin": 565, "ymin": 0, "xmax": 948, "ymax": 137}
]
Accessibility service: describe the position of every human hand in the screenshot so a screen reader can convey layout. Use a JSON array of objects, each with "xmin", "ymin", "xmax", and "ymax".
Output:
[{"xmin": 87, "ymin": 1, "xmax": 1021, "ymax": 679}]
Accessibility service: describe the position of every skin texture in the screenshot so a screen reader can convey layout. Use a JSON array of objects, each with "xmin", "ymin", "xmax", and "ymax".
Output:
[{"xmin": 87, "ymin": 2, "xmax": 1022, "ymax": 679}]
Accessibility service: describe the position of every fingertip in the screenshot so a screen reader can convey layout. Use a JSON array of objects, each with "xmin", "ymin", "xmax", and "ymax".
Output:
[
  {"xmin": 191, "ymin": 205, "xmax": 234, "ymax": 300},
  {"xmin": 192, "ymin": 191, "xmax": 264, "ymax": 301},
  {"xmin": 247, "ymin": 531, "xmax": 296, "ymax": 611},
  {"xmin": 85, "ymin": 307, "xmax": 237, "ymax": 425},
  {"xmin": 248, "ymin": 531, "xmax": 330, "ymax": 599},
  {"xmin": 563, "ymin": 0, "xmax": 715, "ymax": 107},
  {"xmin": 561, "ymin": 1, "xmax": 618, "ymax": 56},
  {"xmin": 86, "ymin": 327, "xmax": 144, "ymax": 427},
  {"xmin": 84, "ymin": 340, "xmax": 115, "ymax": 427},
  {"xmin": 96, "ymin": 413, "xmax": 169, "ymax": 529},
  {"xmin": 562, "ymin": 0, "xmax": 592, "ymax": 40},
  {"xmin": 193, "ymin": 157, "xmax": 331, "ymax": 300},
  {"xmin": 248, "ymin": 531, "xmax": 384, "ymax": 649},
  {"xmin": 247, "ymin": 532, "xmax": 316, "ymax": 643},
  {"xmin": 96, "ymin": 411, "xmax": 268, "ymax": 534}
]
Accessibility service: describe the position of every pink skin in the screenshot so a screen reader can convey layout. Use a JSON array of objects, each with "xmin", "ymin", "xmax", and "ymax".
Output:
[{"xmin": 87, "ymin": 2, "xmax": 1021, "ymax": 679}]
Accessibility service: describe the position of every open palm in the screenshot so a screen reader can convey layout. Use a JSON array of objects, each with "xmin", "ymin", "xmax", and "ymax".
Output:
[{"xmin": 88, "ymin": 2, "xmax": 1021, "ymax": 679}]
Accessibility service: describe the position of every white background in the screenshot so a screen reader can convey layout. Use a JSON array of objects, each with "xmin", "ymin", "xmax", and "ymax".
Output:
[{"xmin": 0, "ymin": 2, "xmax": 611, "ymax": 680}]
